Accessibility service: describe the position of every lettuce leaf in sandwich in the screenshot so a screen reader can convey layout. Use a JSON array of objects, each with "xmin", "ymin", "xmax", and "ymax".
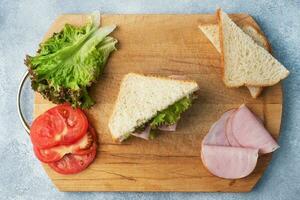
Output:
[{"xmin": 129, "ymin": 95, "xmax": 195, "ymax": 140}]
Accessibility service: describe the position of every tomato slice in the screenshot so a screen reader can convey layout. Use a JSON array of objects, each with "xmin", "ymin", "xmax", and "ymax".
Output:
[
  {"xmin": 48, "ymin": 147, "xmax": 97, "ymax": 175},
  {"xmin": 33, "ymin": 130, "xmax": 94, "ymax": 163},
  {"xmin": 30, "ymin": 104, "xmax": 88, "ymax": 149},
  {"xmin": 74, "ymin": 126, "xmax": 98, "ymax": 155}
]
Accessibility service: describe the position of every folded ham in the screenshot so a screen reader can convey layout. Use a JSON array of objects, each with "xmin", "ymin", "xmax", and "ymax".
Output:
[
  {"xmin": 201, "ymin": 104, "xmax": 279, "ymax": 179},
  {"xmin": 225, "ymin": 110, "xmax": 242, "ymax": 147},
  {"xmin": 231, "ymin": 105, "xmax": 279, "ymax": 154},
  {"xmin": 202, "ymin": 109, "xmax": 235, "ymax": 146},
  {"xmin": 131, "ymin": 125, "xmax": 151, "ymax": 140},
  {"xmin": 201, "ymin": 145, "xmax": 258, "ymax": 179},
  {"xmin": 158, "ymin": 124, "xmax": 177, "ymax": 131},
  {"xmin": 131, "ymin": 123, "xmax": 177, "ymax": 140}
]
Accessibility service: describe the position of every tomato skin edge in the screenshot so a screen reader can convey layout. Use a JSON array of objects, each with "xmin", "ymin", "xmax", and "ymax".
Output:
[
  {"xmin": 33, "ymin": 146, "xmax": 61, "ymax": 163},
  {"xmin": 48, "ymin": 149, "xmax": 97, "ymax": 175},
  {"xmin": 30, "ymin": 104, "xmax": 89, "ymax": 149},
  {"xmin": 30, "ymin": 113, "xmax": 62, "ymax": 149},
  {"xmin": 33, "ymin": 126, "xmax": 96, "ymax": 163},
  {"xmin": 47, "ymin": 125, "xmax": 98, "ymax": 174}
]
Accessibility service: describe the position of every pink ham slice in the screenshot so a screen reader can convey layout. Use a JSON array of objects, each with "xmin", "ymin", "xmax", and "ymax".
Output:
[
  {"xmin": 131, "ymin": 123, "xmax": 177, "ymax": 140},
  {"xmin": 202, "ymin": 109, "xmax": 235, "ymax": 146},
  {"xmin": 158, "ymin": 123, "xmax": 177, "ymax": 131},
  {"xmin": 201, "ymin": 145, "xmax": 258, "ymax": 179},
  {"xmin": 225, "ymin": 110, "xmax": 242, "ymax": 147},
  {"xmin": 131, "ymin": 125, "xmax": 151, "ymax": 140},
  {"xmin": 231, "ymin": 105, "xmax": 279, "ymax": 154}
]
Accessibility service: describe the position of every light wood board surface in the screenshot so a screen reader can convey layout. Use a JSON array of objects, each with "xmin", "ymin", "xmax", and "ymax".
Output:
[{"xmin": 34, "ymin": 14, "xmax": 282, "ymax": 192}]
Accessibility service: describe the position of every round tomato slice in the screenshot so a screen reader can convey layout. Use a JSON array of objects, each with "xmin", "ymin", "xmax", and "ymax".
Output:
[
  {"xmin": 33, "ymin": 130, "xmax": 94, "ymax": 163},
  {"xmin": 48, "ymin": 148, "xmax": 97, "ymax": 175},
  {"xmin": 30, "ymin": 104, "xmax": 88, "ymax": 149}
]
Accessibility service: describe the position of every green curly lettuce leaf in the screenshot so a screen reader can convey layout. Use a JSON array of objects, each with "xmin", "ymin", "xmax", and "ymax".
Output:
[
  {"xmin": 128, "ymin": 96, "xmax": 194, "ymax": 141},
  {"xmin": 25, "ymin": 14, "xmax": 117, "ymax": 109},
  {"xmin": 150, "ymin": 96, "xmax": 193, "ymax": 128}
]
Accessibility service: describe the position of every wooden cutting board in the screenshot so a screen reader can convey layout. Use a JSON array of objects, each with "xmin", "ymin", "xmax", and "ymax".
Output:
[{"xmin": 34, "ymin": 14, "xmax": 282, "ymax": 192}]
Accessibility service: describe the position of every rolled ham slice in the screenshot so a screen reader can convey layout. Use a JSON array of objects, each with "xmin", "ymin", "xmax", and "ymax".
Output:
[
  {"xmin": 131, "ymin": 125, "xmax": 151, "ymax": 140},
  {"xmin": 225, "ymin": 110, "xmax": 242, "ymax": 147},
  {"xmin": 158, "ymin": 123, "xmax": 177, "ymax": 131},
  {"xmin": 231, "ymin": 105, "xmax": 279, "ymax": 154},
  {"xmin": 202, "ymin": 109, "xmax": 235, "ymax": 146},
  {"xmin": 201, "ymin": 145, "xmax": 258, "ymax": 179}
]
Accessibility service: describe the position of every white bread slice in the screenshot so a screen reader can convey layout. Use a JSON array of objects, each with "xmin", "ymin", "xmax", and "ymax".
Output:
[
  {"xmin": 108, "ymin": 73, "xmax": 199, "ymax": 141},
  {"xmin": 199, "ymin": 24, "xmax": 269, "ymax": 98},
  {"xmin": 217, "ymin": 9, "xmax": 289, "ymax": 87}
]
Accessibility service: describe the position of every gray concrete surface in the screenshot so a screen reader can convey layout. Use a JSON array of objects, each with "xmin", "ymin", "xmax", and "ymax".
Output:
[{"xmin": 0, "ymin": 0, "xmax": 299, "ymax": 199}]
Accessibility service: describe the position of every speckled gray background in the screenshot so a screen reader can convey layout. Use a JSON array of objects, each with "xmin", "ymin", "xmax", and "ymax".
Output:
[{"xmin": 0, "ymin": 0, "xmax": 299, "ymax": 199}]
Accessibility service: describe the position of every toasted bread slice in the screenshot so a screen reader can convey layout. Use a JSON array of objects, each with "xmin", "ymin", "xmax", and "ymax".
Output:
[
  {"xmin": 108, "ymin": 73, "xmax": 199, "ymax": 141},
  {"xmin": 217, "ymin": 9, "xmax": 289, "ymax": 87},
  {"xmin": 199, "ymin": 24, "xmax": 270, "ymax": 98}
]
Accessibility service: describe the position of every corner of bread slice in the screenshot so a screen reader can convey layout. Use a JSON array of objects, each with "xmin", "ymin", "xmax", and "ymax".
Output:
[
  {"xmin": 199, "ymin": 24, "xmax": 221, "ymax": 53},
  {"xmin": 111, "ymin": 133, "xmax": 130, "ymax": 143},
  {"xmin": 247, "ymin": 86, "xmax": 263, "ymax": 98},
  {"xmin": 108, "ymin": 73, "xmax": 199, "ymax": 141},
  {"xmin": 218, "ymin": 9, "xmax": 289, "ymax": 88},
  {"xmin": 122, "ymin": 72, "xmax": 142, "ymax": 81}
]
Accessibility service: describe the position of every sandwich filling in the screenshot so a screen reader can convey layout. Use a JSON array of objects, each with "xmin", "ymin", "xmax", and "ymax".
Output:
[{"xmin": 124, "ymin": 94, "xmax": 196, "ymax": 141}]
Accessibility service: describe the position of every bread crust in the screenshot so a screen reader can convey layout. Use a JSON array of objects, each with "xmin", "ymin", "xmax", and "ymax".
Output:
[
  {"xmin": 240, "ymin": 22, "xmax": 272, "ymax": 53},
  {"xmin": 126, "ymin": 72, "xmax": 198, "ymax": 85},
  {"xmin": 216, "ymin": 9, "xmax": 228, "ymax": 88}
]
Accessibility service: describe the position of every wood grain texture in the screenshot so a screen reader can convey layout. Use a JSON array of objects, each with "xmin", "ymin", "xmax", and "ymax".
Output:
[{"xmin": 34, "ymin": 14, "xmax": 282, "ymax": 192}]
